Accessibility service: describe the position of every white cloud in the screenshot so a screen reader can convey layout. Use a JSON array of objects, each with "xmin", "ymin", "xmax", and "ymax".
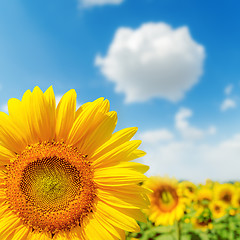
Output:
[
  {"xmin": 95, "ymin": 22, "xmax": 205, "ymax": 103},
  {"xmin": 138, "ymin": 108, "xmax": 228, "ymax": 183},
  {"xmin": 220, "ymin": 98, "xmax": 236, "ymax": 111},
  {"xmin": 175, "ymin": 108, "xmax": 213, "ymax": 141},
  {"xmin": 79, "ymin": 0, "xmax": 123, "ymax": 8},
  {"xmin": 140, "ymin": 135, "xmax": 240, "ymax": 183},
  {"xmin": 224, "ymin": 84, "xmax": 233, "ymax": 95},
  {"xmin": 139, "ymin": 129, "xmax": 174, "ymax": 144},
  {"xmin": 208, "ymin": 125, "xmax": 217, "ymax": 135}
]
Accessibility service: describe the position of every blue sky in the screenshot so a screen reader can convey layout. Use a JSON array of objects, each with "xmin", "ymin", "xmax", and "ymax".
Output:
[{"xmin": 0, "ymin": 0, "xmax": 240, "ymax": 182}]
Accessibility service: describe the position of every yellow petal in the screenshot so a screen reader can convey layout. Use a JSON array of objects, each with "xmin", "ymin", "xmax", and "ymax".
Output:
[
  {"xmin": 26, "ymin": 231, "xmax": 52, "ymax": 240},
  {"xmin": 94, "ymin": 211, "xmax": 125, "ymax": 240},
  {"xmin": 85, "ymin": 217, "xmax": 117, "ymax": 240},
  {"xmin": 99, "ymin": 184, "xmax": 151, "ymax": 195},
  {"xmin": 55, "ymin": 89, "xmax": 76, "ymax": 141},
  {"xmin": 77, "ymin": 111, "xmax": 117, "ymax": 154},
  {"xmin": 92, "ymin": 140, "xmax": 142, "ymax": 168},
  {"xmin": 54, "ymin": 226, "xmax": 84, "ymax": 240},
  {"xmin": 98, "ymin": 188, "xmax": 149, "ymax": 209},
  {"xmin": 0, "ymin": 214, "xmax": 21, "ymax": 239},
  {"xmin": 0, "ymin": 112, "xmax": 27, "ymax": 153},
  {"xmin": 92, "ymin": 127, "xmax": 138, "ymax": 159},
  {"xmin": 23, "ymin": 86, "xmax": 55, "ymax": 142},
  {"xmin": 8, "ymin": 98, "xmax": 33, "ymax": 145},
  {"xmin": 97, "ymin": 201, "xmax": 140, "ymax": 232},
  {"xmin": 11, "ymin": 225, "xmax": 30, "ymax": 240},
  {"xmin": 94, "ymin": 167, "xmax": 147, "ymax": 186},
  {"xmin": 0, "ymin": 145, "xmax": 15, "ymax": 166},
  {"xmin": 44, "ymin": 86, "xmax": 56, "ymax": 140},
  {"xmin": 115, "ymin": 162, "xmax": 149, "ymax": 174},
  {"xmin": 127, "ymin": 149, "xmax": 146, "ymax": 161},
  {"xmin": 113, "ymin": 206, "xmax": 147, "ymax": 223},
  {"xmin": 67, "ymin": 98, "xmax": 109, "ymax": 146},
  {"xmin": 75, "ymin": 99, "xmax": 109, "ymax": 120}
]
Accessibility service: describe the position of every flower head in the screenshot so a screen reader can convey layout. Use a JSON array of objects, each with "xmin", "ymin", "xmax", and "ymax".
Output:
[
  {"xmin": 213, "ymin": 183, "xmax": 235, "ymax": 206},
  {"xmin": 0, "ymin": 86, "xmax": 149, "ymax": 239},
  {"xmin": 195, "ymin": 187, "xmax": 212, "ymax": 207},
  {"xmin": 178, "ymin": 181, "xmax": 196, "ymax": 204},
  {"xmin": 209, "ymin": 200, "xmax": 227, "ymax": 219},
  {"xmin": 144, "ymin": 176, "xmax": 185, "ymax": 226}
]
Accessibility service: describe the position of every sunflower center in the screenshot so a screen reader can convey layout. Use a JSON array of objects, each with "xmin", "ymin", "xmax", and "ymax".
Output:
[
  {"xmin": 187, "ymin": 186, "xmax": 194, "ymax": 193},
  {"xmin": 214, "ymin": 205, "xmax": 220, "ymax": 212},
  {"xmin": 5, "ymin": 142, "xmax": 97, "ymax": 234},
  {"xmin": 221, "ymin": 192, "xmax": 232, "ymax": 203},
  {"xmin": 160, "ymin": 191, "xmax": 174, "ymax": 204},
  {"xmin": 154, "ymin": 186, "xmax": 178, "ymax": 212}
]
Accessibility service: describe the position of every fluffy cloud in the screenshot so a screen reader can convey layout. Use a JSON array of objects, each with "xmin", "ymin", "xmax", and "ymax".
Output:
[
  {"xmin": 140, "ymin": 135, "xmax": 240, "ymax": 183},
  {"xmin": 95, "ymin": 22, "xmax": 205, "ymax": 103},
  {"xmin": 175, "ymin": 108, "xmax": 216, "ymax": 140},
  {"xmin": 79, "ymin": 0, "xmax": 123, "ymax": 8},
  {"xmin": 138, "ymin": 108, "xmax": 234, "ymax": 183},
  {"xmin": 220, "ymin": 98, "xmax": 236, "ymax": 111},
  {"xmin": 139, "ymin": 129, "xmax": 174, "ymax": 144}
]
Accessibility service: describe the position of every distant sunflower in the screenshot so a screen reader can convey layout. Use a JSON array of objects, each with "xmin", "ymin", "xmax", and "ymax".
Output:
[
  {"xmin": 144, "ymin": 176, "xmax": 185, "ymax": 226},
  {"xmin": 214, "ymin": 183, "xmax": 235, "ymax": 206},
  {"xmin": 192, "ymin": 207, "xmax": 213, "ymax": 231},
  {"xmin": 232, "ymin": 188, "xmax": 240, "ymax": 208},
  {"xmin": 0, "ymin": 86, "xmax": 149, "ymax": 240},
  {"xmin": 196, "ymin": 187, "xmax": 212, "ymax": 207},
  {"xmin": 191, "ymin": 217, "xmax": 213, "ymax": 231},
  {"xmin": 178, "ymin": 181, "xmax": 196, "ymax": 204},
  {"xmin": 209, "ymin": 201, "xmax": 227, "ymax": 219}
]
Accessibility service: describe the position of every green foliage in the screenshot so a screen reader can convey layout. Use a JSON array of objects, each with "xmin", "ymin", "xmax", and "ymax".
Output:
[{"xmin": 126, "ymin": 213, "xmax": 240, "ymax": 240}]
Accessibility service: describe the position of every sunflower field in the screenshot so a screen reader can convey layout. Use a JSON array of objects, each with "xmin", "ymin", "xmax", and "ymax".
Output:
[{"xmin": 126, "ymin": 176, "xmax": 240, "ymax": 240}]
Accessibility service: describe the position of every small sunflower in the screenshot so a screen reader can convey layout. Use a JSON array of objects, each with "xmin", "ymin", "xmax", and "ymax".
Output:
[
  {"xmin": 191, "ymin": 207, "xmax": 213, "ymax": 231},
  {"xmin": 232, "ymin": 188, "xmax": 240, "ymax": 208},
  {"xmin": 191, "ymin": 218, "xmax": 213, "ymax": 231},
  {"xmin": 144, "ymin": 176, "xmax": 185, "ymax": 226},
  {"xmin": 178, "ymin": 181, "xmax": 196, "ymax": 204},
  {"xmin": 0, "ymin": 86, "xmax": 150, "ymax": 239},
  {"xmin": 196, "ymin": 187, "xmax": 212, "ymax": 207},
  {"xmin": 214, "ymin": 183, "xmax": 235, "ymax": 206},
  {"xmin": 209, "ymin": 201, "xmax": 227, "ymax": 219}
]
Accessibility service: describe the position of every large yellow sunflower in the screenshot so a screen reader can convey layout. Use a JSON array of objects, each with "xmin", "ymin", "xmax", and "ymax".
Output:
[
  {"xmin": 144, "ymin": 176, "xmax": 185, "ymax": 226},
  {"xmin": 0, "ymin": 86, "xmax": 150, "ymax": 240}
]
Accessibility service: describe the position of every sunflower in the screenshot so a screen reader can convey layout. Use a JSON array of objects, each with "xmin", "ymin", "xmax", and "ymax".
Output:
[
  {"xmin": 178, "ymin": 181, "xmax": 196, "ymax": 204},
  {"xmin": 232, "ymin": 188, "xmax": 240, "ymax": 208},
  {"xmin": 144, "ymin": 176, "xmax": 185, "ymax": 226},
  {"xmin": 195, "ymin": 187, "xmax": 212, "ymax": 207},
  {"xmin": 0, "ymin": 86, "xmax": 150, "ymax": 240},
  {"xmin": 191, "ymin": 217, "xmax": 213, "ymax": 231},
  {"xmin": 213, "ymin": 183, "xmax": 235, "ymax": 206},
  {"xmin": 191, "ymin": 207, "xmax": 213, "ymax": 231},
  {"xmin": 209, "ymin": 201, "xmax": 227, "ymax": 219}
]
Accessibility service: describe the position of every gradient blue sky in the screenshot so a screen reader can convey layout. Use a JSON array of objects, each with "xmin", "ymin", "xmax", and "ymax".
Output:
[{"xmin": 0, "ymin": 0, "xmax": 240, "ymax": 182}]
